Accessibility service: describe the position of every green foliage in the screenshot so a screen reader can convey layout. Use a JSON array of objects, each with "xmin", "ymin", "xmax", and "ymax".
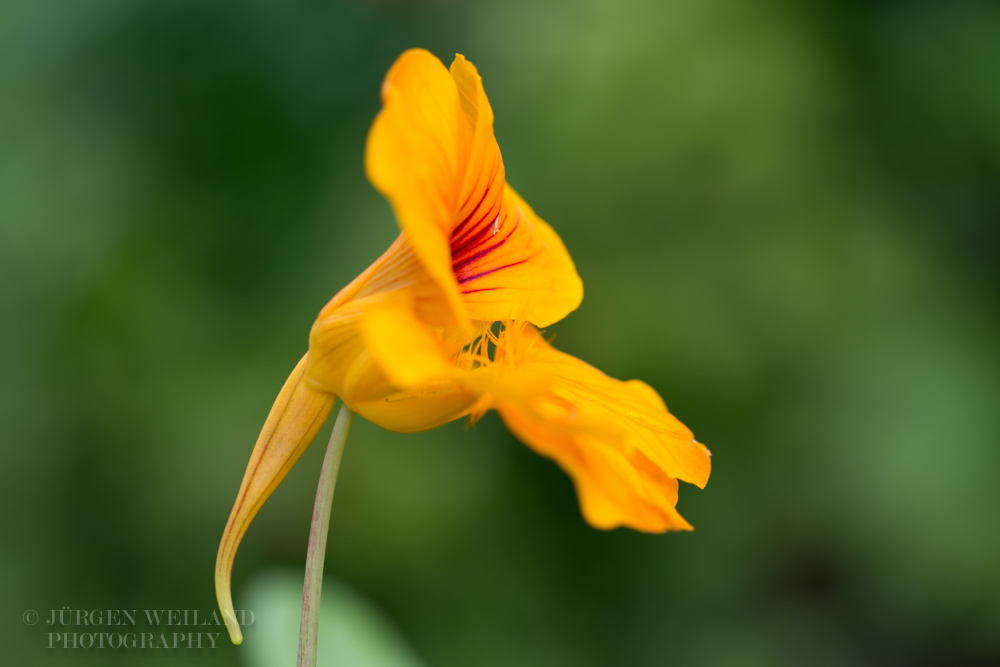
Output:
[{"xmin": 242, "ymin": 570, "xmax": 426, "ymax": 667}]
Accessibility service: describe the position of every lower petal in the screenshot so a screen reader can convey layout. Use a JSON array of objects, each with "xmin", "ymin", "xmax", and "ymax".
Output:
[
  {"xmin": 356, "ymin": 297, "xmax": 479, "ymax": 431},
  {"xmin": 482, "ymin": 325, "xmax": 710, "ymax": 532},
  {"xmin": 498, "ymin": 396, "xmax": 694, "ymax": 533},
  {"xmin": 350, "ymin": 384, "xmax": 477, "ymax": 433}
]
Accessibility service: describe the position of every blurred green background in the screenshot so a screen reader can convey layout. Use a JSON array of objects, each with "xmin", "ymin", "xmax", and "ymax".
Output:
[{"xmin": 2, "ymin": 0, "xmax": 999, "ymax": 665}]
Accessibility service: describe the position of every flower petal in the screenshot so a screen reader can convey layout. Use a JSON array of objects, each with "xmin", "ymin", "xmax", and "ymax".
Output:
[
  {"xmin": 487, "ymin": 325, "xmax": 710, "ymax": 532},
  {"xmin": 367, "ymin": 50, "xmax": 582, "ymax": 331},
  {"xmin": 499, "ymin": 404, "xmax": 693, "ymax": 532},
  {"xmin": 450, "ymin": 54, "xmax": 504, "ymax": 232},
  {"xmin": 306, "ymin": 231, "xmax": 480, "ymax": 432},
  {"xmin": 308, "ymin": 291, "xmax": 398, "ymax": 408},
  {"xmin": 359, "ymin": 316, "xmax": 708, "ymax": 530},
  {"xmin": 353, "ymin": 297, "xmax": 479, "ymax": 431},
  {"xmin": 307, "ymin": 234, "xmax": 450, "ymax": 405},
  {"xmin": 455, "ymin": 184, "xmax": 583, "ymax": 327},
  {"xmin": 349, "ymin": 385, "xmax": 477, "ymax": 433},
  {"xmin": 365, "ymin": 49, "xmax": 472, "ymax": 328},
  {"xmin": 215, "ymin": 354, "xmax": 335, "ymax": 644},
  {"xmin": 448, "ymin": 55, "xmax": 582, "ymax": 326},
  {"xmin": 361, "ymin": 298, "xmax": 457, "ymax": 387}
]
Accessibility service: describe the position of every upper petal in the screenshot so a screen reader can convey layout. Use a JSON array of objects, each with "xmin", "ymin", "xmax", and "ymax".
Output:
[
  {"xmin": 448, "ymin": 56, "xmax": 582, "ymax": 326},
  {"xmin": 455, "ymin": 185, "xmax": 583, "ymax": 327},
  {"xmin": 366, "ymin": 50, "xmax": 582, "ymax": 331},
  {"xmin": 365, "ymin": 49, "xmax": 473, "ymax": 328}
]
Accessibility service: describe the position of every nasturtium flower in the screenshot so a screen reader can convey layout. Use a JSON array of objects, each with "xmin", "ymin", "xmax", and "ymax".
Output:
[{"xmin": 216, "ymin": 48, "xmax": 710, "ymax": 645}]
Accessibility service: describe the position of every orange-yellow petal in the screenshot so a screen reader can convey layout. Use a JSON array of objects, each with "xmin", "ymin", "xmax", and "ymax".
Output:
[
  {"xmin": 215, "ymin": 354, "xmax": 335, "ymax": 644},
  {"xmin": 357, "ymin": 315, "xmax": 708, "ymax": 531},
  {"xmin": 455, "ymin": 185, "xmax": 582, "ymax": 327},
  {"xmin": 352, "ymin": 296, "xmax": 478, "ymax": 432},
  {"xmin": 307, "ymin": 233, "xmax": 450, "ymax": 406},
  {"xmin": 449, "ymin": 54, "xmax": 504, "ymax": 235},
  {"xmin": 448, "ymin": 56, "xmax": 582, "ymax": 326},
  {"xmin": 365, "ymin": 49, "xmax": 471, "ymax": 328},
  {"xmin": 305, "ymin": 231, "xmax": 480, "ymax": 432},
  {"xmin": 499, "ymin": 404, "xmax": 692, "ymax": 532},
  {"xmin": 361, "ymin": 298, "xmax": 456, "ymax": 387},
  {"xmin": 485, "ymin": 325, "xmax": 710, "ymax": 532},
  {"xmin": 366, "ymin": 50, "xmax": 582, "ymax": 331},
  {"xmin": 349, "ymin": 385, "xmax": 477, "ymax": 434}
]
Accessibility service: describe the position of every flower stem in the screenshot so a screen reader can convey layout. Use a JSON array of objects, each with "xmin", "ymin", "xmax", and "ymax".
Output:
[{"xmin": 297, "ymin": 402, "xmax": 354, "ymax": 667}]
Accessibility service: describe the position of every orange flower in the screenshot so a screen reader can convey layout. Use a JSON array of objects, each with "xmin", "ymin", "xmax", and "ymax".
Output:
[
  {"xmin": 305, "ymin": 48, "xmax": 584, "ymax": 429},
  {"xmin": 215, "ymin": 49, "xmax": 710, "ymax": 646},
  {"xmin": 216, "ymin": 49, "xmax": 581, "ymax": 644}
]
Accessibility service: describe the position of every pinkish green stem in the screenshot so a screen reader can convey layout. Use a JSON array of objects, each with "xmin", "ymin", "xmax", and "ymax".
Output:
[{"xmin": 297, "ymin": 402, "xmax": 354, "ymax": 667}]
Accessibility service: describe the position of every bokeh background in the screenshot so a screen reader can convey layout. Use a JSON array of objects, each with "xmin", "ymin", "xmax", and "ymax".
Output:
[{"xmin": 3, "ymin": 0, "xmax": 999, "ymax": 665}]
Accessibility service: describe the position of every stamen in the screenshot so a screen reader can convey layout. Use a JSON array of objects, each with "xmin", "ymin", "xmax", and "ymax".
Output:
[{"xmin": 453, "ymin": 321, "xmax": 512, "ymax": 371}]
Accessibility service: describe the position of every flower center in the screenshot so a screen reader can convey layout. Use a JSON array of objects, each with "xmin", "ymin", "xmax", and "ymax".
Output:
[{"xmin": 454, "ymin": 320, "xmax": 538, "ymax": 373}]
